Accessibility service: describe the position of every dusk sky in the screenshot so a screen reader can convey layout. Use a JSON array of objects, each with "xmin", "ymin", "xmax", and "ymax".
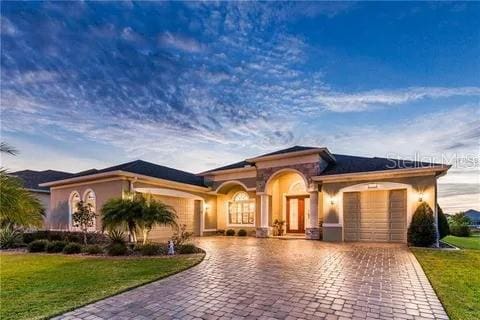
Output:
[{"xmin": 1, "ymin": 2, "xmax": 479, "ymax": 213}]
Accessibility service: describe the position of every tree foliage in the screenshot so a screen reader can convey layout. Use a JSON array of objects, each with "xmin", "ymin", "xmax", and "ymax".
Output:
[
  {"xmin": 0, "ymin": 169, "xmax": 44, "ymax": 228},
  {"xmin": 101, "ymin": 194, "xmax": 177, "ymax": 243},
  {"xmin": 407, "ymin": 202, "xmax": 436, "ymax": 247},
  {"xmin": 437, "ymin": 204, "xmax": 450, "ymax": 239},
  {"xmin": 72, "ymin": 201, "xmax": 96, "ymax": 244}
]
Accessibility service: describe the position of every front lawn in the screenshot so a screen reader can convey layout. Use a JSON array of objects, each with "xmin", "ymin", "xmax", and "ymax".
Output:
[
  {"xmin": 0, "ymin": 252, "xmax": 204, "ymax": 320},
  {"xmin": 412, "ymin": 235, "xmax": 480, "ymax": 320},
  {"xmin": 442, "ymin": 233, "xmax": 480, "ymax": 250}
]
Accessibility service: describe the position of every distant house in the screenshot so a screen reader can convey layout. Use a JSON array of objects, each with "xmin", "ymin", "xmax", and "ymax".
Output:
[
  {"xmin": 465, "ymin": 209, "xmax": 480, "ymax": 227},
  {"xmin": 10, "ymin": 170, "xmax": 73, "ymax": 227}
]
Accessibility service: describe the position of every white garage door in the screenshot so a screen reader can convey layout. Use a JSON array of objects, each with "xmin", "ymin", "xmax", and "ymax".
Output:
[{"xmin": 344, "ymin": 189, "xmax": 406, "ymax": 242}]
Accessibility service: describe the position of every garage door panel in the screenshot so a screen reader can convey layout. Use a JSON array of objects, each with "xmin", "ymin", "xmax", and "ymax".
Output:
[{"xmin": 343, "ymin": 189, "xmax": 406, "ymax": 243}]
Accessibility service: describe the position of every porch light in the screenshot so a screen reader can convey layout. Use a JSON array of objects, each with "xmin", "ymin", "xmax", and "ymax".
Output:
[
  {"xmin": 418, "ymin": 192, "xmax": 424, "ymax": 202},
  {"xmin": 330, "ymin": 196, "xmax": 336, "ymax": 206},
  {"xmin": 203, "ymin": 203, "xmax": 210, "ymax": 213}
]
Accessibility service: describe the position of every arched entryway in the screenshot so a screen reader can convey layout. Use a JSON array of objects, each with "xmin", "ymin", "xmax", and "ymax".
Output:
[{"xmin": 259, "ymin": 169, "xmax": 320, "ymax": 239}]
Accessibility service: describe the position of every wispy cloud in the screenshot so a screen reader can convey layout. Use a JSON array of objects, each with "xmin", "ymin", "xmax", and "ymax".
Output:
[
  {"xmin": 316, "ymin": 87, "xmax": 480, "ymax": 112},
  {"xmin": 159, "ymin": 32, "xmax": 205, "ymax": 53}
]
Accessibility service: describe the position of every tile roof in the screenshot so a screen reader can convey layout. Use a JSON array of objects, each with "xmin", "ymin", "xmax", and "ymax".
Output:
[
  {"xmin": 65, "ymin": 160, "xmax": 206, "ymax": 187},
  {"xmin": 253, "ymin": 146, "xmax": 318, "ymax": 158},
  {"xmin": 465, "ymin": 209, "xmax": 480, "ymax": 221},
  {"xmin": 10, "ymin": 170, "xmax": 74, "ymax": 192}
]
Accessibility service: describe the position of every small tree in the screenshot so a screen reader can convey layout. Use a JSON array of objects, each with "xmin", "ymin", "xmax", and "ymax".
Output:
[
  {"xmin": 449, "ymin": 211, "xmax": 471, "ymax": 237},
  {"xmin": 407, "ymin": 202, "xmax": 436, "ymax": 247},
  {"xmin": 437, "ymin": 205, "xmax": 450, "ymax": 239},
  {"xmin": 72, "ymin": 201, "xmax": 96, "ymax": 245}
]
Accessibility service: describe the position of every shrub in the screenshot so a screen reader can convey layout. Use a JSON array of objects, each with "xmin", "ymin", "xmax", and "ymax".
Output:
[
  {"xmin": 226, "ymin": 229, "xmax": 235, "ymax": 236},
  {"xmin": 28, "ymin": 240, "xmax": 48, "ymax": 252},
  {"xmin": 171, "ymin": 224, "xmax": 193, "ymax": 247},
  {"xmin": 137, "ymin": 243, "xmax": 164, "ymax": 256},
  {"xmin": 107, "ymin": 243, "xmax": 128, "ymax": 256},
  {"xmin": 0, "ymin": 225, "xmax": 22, "ymax": 249},
  {"xmin": 22, "ymin": 231, "xmax": 108, "ymax": 245},
  {"xmin": 178, "ymin": 244, "xmax": 201, "ymax": 254},
  {"xmin": 62, "ymin": 242, "xmax": 82, "ymax": 254},
  {"xmin": 84, "ymin": 244, "xmax": 104, "ymax": 255},
  {"xmin": 450, "ymin": 225, "xmax": 471, "ymax": 237},
  {"xmin": 46, "ymin": 241, "xmax": 67, "ymax": 253},
  {"xmin": 107, "ymin": 229, "xmax": 127, "ymax": 245},
  {"xmin": 437, "ymin": 205, "xmax": 450, "ymax": 239},
  {"xmin": 237, "ymin": 229, "xmax": 247, "ymax": 237},
  {"xmin": 216, "ymin": 229, "xmax": 225, "ymax": 236},
  {"xmin": 408, "ymin": 202, "xmax": 437, "ymax": 247}
]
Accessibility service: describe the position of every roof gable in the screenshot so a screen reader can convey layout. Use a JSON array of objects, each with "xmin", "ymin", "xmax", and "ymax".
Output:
[{"xmin": 11, "ymin": 170, "xmax": 74, "ymax": 191}]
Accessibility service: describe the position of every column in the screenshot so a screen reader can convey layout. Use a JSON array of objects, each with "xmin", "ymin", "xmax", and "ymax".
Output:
[
  {"xmin": 305, "ymin": 190, "xmax": 320, "ymax": 240},
  {"xmin": 256, "ymin": 194, "xmax": 270, "ymax": 238}
]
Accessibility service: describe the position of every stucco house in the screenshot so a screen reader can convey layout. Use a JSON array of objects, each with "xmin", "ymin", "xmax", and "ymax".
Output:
[{"xmin": 39, "ymin": 146, "xmax": 450, "ymax": 242}]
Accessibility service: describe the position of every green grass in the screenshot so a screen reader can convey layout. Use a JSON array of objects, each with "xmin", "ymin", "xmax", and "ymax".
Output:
[
  {"xmin": 0, "ymin": 253, "xmax": 204, "ymax": 320},
  {"xmin": 442, "ymin": 233, "xmax": 480, "ymax": 250},
  {"xmin": 412, "ymin": 234, "xmax": 480, "ymax": 320}
]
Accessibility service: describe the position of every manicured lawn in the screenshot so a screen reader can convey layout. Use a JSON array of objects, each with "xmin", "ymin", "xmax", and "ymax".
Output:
[
  {"xmin": 412, "ymin": 235, "xmax": 480, "ymax": 320},
  {"xmin": 442, "ymin": 233, "xmax": 480, "ymax": 250},
  {"xmin": 0, "ymin": 252, "xmax": 204, "ymax": 320}
]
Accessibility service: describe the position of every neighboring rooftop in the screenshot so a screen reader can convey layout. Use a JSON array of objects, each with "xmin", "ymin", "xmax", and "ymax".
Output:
[
  {"xmin": 11, "ymin": 170, "xmax": 74, "ymax": 192},
  {"xmin": 53, "ymin": 160, "xmax": 206, "ymax": 187},
  {"xmin": 465, "ymin": 209, "xmax": 480, "ymax": 221}
]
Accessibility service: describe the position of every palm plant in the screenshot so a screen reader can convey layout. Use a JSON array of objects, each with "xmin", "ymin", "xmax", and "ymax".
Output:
[
  {"xmin": 0, "ymin": 141, "xmax": 45, "ymax": 228},
  {"xmin": 101, "ymin": 197, "xmax": 144, "ymax": 242},
  {"xmin": 140, "ymin": 199, "xmax": 177, "ymax": 244}
]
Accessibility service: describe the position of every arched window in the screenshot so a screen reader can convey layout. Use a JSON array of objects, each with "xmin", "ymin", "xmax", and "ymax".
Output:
[
  {"xmin": 69, "ymin": 191, "xmax": 81, "ymax": 229},
  {"xmin": 228, "ymin": 191, "xmax": 255, "ymax": 226},
  {"xmin": 83, "ymin": 189, "xmax": 96, "ymax": 230},
  {"xmin": 289, "ymin": 181, "xmax": 307, "ymax": 195}
]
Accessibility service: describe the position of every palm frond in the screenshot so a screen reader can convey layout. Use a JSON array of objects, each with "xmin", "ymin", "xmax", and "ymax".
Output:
[{"xmin": 0, "ymin": 142, "xmax": 18, "ymax": 155}]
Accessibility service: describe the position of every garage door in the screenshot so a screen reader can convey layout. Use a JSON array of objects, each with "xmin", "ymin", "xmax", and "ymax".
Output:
[{"xmin": 343, "ymin": 189, "xmax": 406, "ymax": 242}]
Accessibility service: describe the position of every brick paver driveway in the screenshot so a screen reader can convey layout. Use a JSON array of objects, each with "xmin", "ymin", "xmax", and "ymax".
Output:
[{"xmin": 56, "ymin": 238, "xmax": 448, "ymax": 320}]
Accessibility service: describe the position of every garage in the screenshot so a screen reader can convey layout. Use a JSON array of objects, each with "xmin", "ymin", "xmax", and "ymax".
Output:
[{"xmin": 343, "ymin": 189, "xmax": 407, "ymax": 242}]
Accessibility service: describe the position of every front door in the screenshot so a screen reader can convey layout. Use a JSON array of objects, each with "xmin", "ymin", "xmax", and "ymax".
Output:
[{"xmin": 286, "ymin": 196, "xmax": 308, "ymax": 233}]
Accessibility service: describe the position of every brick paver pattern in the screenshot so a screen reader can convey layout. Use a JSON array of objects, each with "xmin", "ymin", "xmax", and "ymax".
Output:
[{"xmin": 55, "ymin": 238, "xmax": 448, "ymax": 320}]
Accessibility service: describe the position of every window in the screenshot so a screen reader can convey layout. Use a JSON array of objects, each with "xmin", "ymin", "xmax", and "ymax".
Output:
[
  {"xmin": 83, "ymin": 190, "xmax": 96, "ymax": 230},
  {"xmin": 69, "ymin": 191, "xmax": 81, "ymax": 229},
  {"xmin": 228, "ymin": 191, "xmax": 255, "ymax": 225}
]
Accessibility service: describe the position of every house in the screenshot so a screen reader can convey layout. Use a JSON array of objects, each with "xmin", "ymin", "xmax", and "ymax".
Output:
[
  {"xmin": 465, "ymin": 209, "xmax": 480, "ymax": 228},
  {"xmin": 39, "ymin": 146, "xmax": 450, "ymax": 242},
  {"xmin": 10, "ymin": 170, "xmax": 74, "ymax": 227}
]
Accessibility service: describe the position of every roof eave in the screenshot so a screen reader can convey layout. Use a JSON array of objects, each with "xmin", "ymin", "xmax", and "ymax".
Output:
[
  {"xmin": 245, "ymin": 147, "xmax": 333, "ymax": 163},
  {"xmin": 313, "ymin": 165, "xmax": 450, "ymax": 183}
]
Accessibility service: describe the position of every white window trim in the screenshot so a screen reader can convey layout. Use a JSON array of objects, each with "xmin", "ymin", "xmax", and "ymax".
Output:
[
  {"xmin": 226, "ymin": 191, "xmax": 256, "ymax": 227},
  {"xmin": 68, "ymin": 191, "xmax": 81, "ymax": 231}
]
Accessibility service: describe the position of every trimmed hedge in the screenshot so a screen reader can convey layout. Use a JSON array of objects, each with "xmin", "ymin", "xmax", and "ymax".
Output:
[
  {"xmin": 450, "ymin": 225, "xmax": 470, "ymax": 237},
  {"xmin": 28, "ymin": 240, "xmax": 48, "ymax": 252},
  {"xmin": 177, "ymin": 244, "xmax": 201, "ymax": 254},
  {"xmin": 407, "ymin": 202, "xmax": 437, "ymax": 247},
  {"xmin": 23, "ymin": 231, "xmax": 108, "ymax": 245},
  {"xmin": 84, "ymin": 244, "xmax": 104, "ymax": 255},
  {"xmin": 107, "ymin": 243, "xmax": 127, "ymax": 256},
  {"xmin": 46, "ymin": 241, "xmax": 68, "ymax": 253},
  {"xmin": 225, "ymin": 229, "xmax": 235, "ymax": 236},
  {"xmin": 63, "ymin": 243, "xmax": 82, "ymax": 254},
  {"xmin": 137, "ymin": 243, "xmax": 164, "ymax": 256},
  {"xmin": 237, "ymin": 229, "xmax": 247, "ymax": 237}
]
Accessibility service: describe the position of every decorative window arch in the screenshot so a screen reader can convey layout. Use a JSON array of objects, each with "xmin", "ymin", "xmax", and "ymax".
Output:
[
  {"xmin": 83, "ymin": 189, "xmax": 97, "ymax": 230},
  {"xmin": 228, "ymin": 191, "xmax": 255, "ymax": 226},
  {"xmin": 69, "ymin": 191, "xmax": 81, "ymax": 230},
  {"xmin": 288, "ymin": 181, "xmax": 307, "ymax": 195}
]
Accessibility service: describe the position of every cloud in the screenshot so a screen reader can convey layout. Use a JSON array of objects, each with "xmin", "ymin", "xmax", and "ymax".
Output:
[
  {"xmin": 159, "ymin": 32, "xmax": 205, "ymax": 53},
  {"xmin": 315, "ymin": 87, "xmax": 480, "ymax": 112},
  {"xmin": 0, "ymin": 17, "xmax": 17, "ymax": 36}
]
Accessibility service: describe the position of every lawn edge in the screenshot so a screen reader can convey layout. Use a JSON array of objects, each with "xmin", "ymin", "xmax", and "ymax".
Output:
[
  {"xmin": 44, "ymin": 252, "xmax": 205, "ymax": 320},
  {"xmin": 409, "ymin": 247, "xmax": 453, "ymax": 320}
]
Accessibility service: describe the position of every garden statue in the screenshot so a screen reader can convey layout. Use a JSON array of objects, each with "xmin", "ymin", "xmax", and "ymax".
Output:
[{"xmin": 167, "ymin": 240, "xmax": 175, "ymax": 255}]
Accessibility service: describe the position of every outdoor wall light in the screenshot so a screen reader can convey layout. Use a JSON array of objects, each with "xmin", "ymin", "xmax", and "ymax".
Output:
[
  {"xmin": 203, "ymin": 203, "xmax": 210, "ymax": 213},
  {"xmin": 330, "ymin": 196, "xmax": 336, "ymax": 206},
  {"xmin": 418, "ymin": 192, "xmax": 424, "ymax": 202}
]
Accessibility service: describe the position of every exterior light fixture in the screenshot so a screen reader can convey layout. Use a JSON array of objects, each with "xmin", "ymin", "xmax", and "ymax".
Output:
[
  {"xmin": 330, "ymin": 196, "xmax": 336, "ymax": 206},
  {"xmin": 203, "ymin": 203, "xmax": 210, "ymax": 213},
  {"xmin": 418, "ymin": 192, "xmax": 424, "ymax": 202}
]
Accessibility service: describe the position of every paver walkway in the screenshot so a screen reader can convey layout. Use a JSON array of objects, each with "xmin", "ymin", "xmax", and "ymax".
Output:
[{"xmin": 55, "ymin": 238, "xmax": 448, "ymax": 320}]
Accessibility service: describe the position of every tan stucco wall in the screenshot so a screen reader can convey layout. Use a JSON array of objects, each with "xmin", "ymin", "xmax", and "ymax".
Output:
[{"xmin": 48, "ymin": 179, "xmax": 127, "ymax": 230}]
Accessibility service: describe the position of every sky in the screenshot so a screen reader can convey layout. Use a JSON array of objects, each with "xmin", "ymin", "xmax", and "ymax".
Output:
[{"xmin": 1, "ymin": 2, "xmax": 479, "ymax": 213}]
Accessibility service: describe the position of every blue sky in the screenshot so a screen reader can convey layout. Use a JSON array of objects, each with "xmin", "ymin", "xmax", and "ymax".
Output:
[{"xmin": 1, "ymin": 2, "xmax": 479, "ymax": 213}]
